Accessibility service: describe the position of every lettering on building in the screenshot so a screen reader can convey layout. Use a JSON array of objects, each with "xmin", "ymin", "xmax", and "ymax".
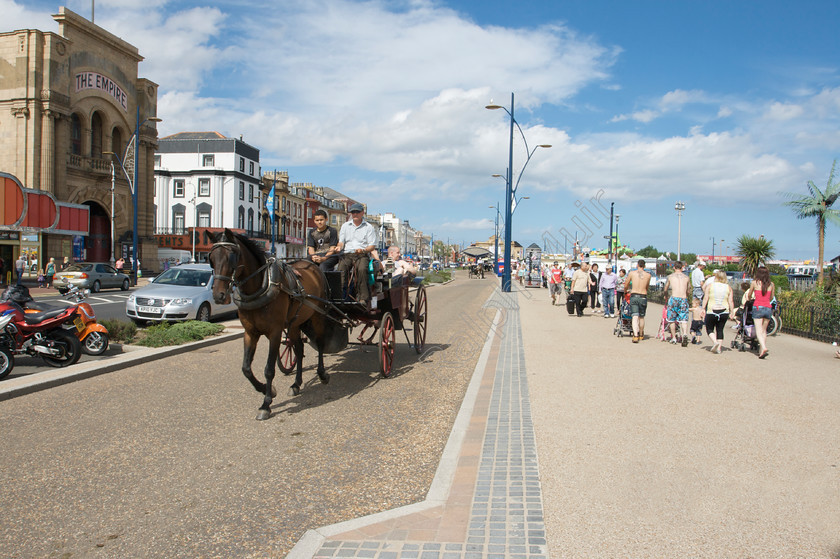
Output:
[{"xmin": 75, "ymin": 72, "xmax": 128, "ymax": 110}]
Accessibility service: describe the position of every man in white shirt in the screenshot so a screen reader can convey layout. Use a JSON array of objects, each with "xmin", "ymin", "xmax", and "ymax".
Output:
[
  {"xmin": 691, "ymin": 260, "xmax": 706, "ymax": 303},
  {"xmin": 336, "ymin": 203, "xmax": 378, "ymax": 305}
]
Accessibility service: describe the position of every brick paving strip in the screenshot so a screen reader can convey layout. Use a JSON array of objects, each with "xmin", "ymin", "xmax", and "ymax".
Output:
[{"xmin": 288, "ymin": 289, "xmax": 549, "ymax": 559}]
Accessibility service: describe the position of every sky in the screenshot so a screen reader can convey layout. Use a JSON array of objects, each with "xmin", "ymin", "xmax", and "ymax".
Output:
[{"xmin": 6, "ymin": 0, "xmax": 840, "ymax": 261}]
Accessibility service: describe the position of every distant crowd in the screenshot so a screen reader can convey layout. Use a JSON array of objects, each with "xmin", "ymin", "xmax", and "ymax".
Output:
[{"xmin": 544, "ymin": 258, "xmax": 776, "ymax": 358}]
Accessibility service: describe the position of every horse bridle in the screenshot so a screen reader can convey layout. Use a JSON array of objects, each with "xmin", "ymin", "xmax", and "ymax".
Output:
[{"xmin": 210, "ymin": 241, "xmax": 276, "ymax": 298}]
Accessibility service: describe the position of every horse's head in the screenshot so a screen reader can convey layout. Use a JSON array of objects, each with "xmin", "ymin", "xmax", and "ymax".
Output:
[{"xmin": 208, "ymin": 229, "xmax": 240, "ymax": 305}]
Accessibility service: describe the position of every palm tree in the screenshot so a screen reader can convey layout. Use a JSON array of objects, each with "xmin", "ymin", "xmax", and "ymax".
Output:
[
  {"xmin": 782, "ymin": 159, "xmax": 840, "ymax": 285},
  {"xmin": 735, "ymin": 235, "xmax": 775, "ymax": 278}
]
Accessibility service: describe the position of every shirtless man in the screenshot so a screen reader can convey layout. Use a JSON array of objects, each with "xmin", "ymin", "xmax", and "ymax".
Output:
[
  {"xmin": 663, "ymin": 261, "xmax": 690, "ymax": 346},
  {"xmin": 626, "ymin": 259, "xmax": 652, "ymax": 343}
]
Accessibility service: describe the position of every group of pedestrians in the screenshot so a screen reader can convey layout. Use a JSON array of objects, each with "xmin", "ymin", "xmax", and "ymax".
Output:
[{"xmin": 548, "ymin": 257, "xmax": 776, "ymax": 358}]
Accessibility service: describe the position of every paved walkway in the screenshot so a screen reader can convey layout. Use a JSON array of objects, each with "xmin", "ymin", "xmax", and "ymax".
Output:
[{"xmin": 289, "ymin": 285, "xmax": 840, "ymax": 559}]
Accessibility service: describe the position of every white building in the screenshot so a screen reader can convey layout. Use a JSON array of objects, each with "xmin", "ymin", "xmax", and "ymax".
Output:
[
  {"xmin": 380, "ymin": 213, "xmax": 419, "ymax": 256},
  {"xmin": 153, "ymin": 132, "xmax": 263, "ymax": 263}
]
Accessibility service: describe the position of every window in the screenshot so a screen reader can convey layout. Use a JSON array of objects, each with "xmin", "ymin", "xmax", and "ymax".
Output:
[
  {"xmin": 198, "ymin": 211, "xmax": 210, "ymax": 228},
  {"xmin": 248, "ymin": 209, "xmax": 254, "ymax": 232},
  {"xmin": 249, "ymin": 184, "xmax": 254, "ymax": 203},
  {"xmin": 91, "ymin": 112, "xmax": 103, "ymax": 158},
  {"xmin": 239, "ymin": 157, "xmax": 245, "ymax": 172},
  {"xmin": 154, "ymin": 154, "xmax": 161, "ymax": 167},
  {"xmin": 249, "ymin": 161, "xmax": 254, "ymax": 175},
  {"xmin": 174, "ymin": 180, "xmax": 185, "ymax": 197},
  {"xmin": 199, "ymin": 178, "xmax": 210, "ymax": 196},
  {"xmin": 174, "ymin": 212, "xmax": 185, "ymax": 234},
  {"xmin": 239, "ymin": 181, "xmax": 244, "ymax": 200},
  {"xmin": 202, "ymin": 154, "xmax": 214, "ymax": 167},
  {"xmin": 237, "ymin": 207, "xmax": 245, "ymax": 229},
  {"xmin": 70, "ymin": 114, "xmax": 82, "ymax": 155}
]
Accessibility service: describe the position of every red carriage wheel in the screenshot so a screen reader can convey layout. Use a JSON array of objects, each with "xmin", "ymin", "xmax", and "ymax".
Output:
[
  {"xmin": 277, "ymin": 336, "xmax": 297, "ymax": 375},
  {"xmin": 413, "ymin": 285, "xmax": 427, "ymax": 354},
  {"xmin": 379, "ymin": 312, "xmax": 396, "ymax": 377}
]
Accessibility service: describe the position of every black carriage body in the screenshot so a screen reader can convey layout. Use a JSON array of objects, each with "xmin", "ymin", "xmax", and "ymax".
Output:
[{"xmin": 323, "ymin": 270, "xmax": 412, "ymax": 329}]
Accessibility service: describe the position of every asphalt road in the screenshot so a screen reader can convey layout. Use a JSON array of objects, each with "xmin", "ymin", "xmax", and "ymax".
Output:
[{"xmin": 0, "ymin": 274, "xmax": 496, "ymax": 558}]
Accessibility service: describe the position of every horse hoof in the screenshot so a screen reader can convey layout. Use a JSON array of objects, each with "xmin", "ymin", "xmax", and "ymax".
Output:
[
  {"xmin": 256, "ymin": 409, "xmax": 270, "ymax": 421},
  {"xmin": 288, "ymin": 385, "xmax": 301, "ymax": 397},
  {"xmin": 318, "ymin": 372, "xmax": 330, "ymax": 385}
]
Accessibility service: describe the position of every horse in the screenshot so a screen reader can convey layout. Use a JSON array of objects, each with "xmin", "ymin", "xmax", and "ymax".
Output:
[{"xmin": 208, "ymin": 228, "xmax": 330, "ymax": 420}]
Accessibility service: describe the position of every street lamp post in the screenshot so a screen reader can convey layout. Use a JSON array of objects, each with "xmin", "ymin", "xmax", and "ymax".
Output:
[
  {"xmin": 674, "ymin": 201, "xmax": 685, "ymax": 261},
  {"xmin": 719, "ymin": 238, "xmax": 725, "ymax": 265},
  {"xmin": 615, "ymin": 215, "xmax": 620, "ymax": 267},
  {"xmin": 106, "ymin": 113, "xmax": 161, "ymax": 285},
  {"xmin": 486, "ymin": 93, "xmax": 551, "ymax": 292},
  {"xmin": 104, "ymin": 159, "xmax": 117, "ymax": 265}
]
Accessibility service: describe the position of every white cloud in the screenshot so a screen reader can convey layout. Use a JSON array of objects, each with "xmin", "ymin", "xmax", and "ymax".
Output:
[
  {"xmin": 764, "ymin": 101, "xmax": 805, "ymax": 121},
  {"xmin": 610, "ymin": 109, "xmax": 659, "ymax": 123},
  {"xmin": 0, "ymin": 0, "xmax": 57, "ymax": 31}
]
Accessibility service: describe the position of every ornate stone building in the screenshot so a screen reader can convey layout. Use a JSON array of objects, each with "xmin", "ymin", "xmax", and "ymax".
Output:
[{"xmin": 0, "ymin": 7, "xmax": 159, "ymax": 273}]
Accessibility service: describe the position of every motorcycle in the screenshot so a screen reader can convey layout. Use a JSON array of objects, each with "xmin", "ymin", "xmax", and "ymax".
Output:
[
  {"xmin": 0, "ymin": 299, "xmax": 83, "ymax": 368},
  {"xmin": 0, "ymin": 285, "xmax": 109, "ymax": 356},
  {"xmin": 0, "ymin": 314, "xmax": 15, "ymax": 380}
]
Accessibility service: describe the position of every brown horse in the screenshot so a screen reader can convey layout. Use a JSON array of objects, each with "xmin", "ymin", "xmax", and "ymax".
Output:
[{"xmin": 208, "ymin": 229, "xmax": 330, "ymax": 420}]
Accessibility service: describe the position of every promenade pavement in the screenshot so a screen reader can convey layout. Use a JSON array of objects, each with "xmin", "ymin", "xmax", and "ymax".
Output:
[
  {"xmin": 3, "ymin": 279, "xmax": 839, "ymax": 558},
  {"xmin": 288, "ymin": 286, "xmax": 840, "ymax": 559}
]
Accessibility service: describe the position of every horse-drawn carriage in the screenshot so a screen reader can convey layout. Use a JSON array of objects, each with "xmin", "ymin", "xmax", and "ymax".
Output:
[
  {"xmin": 468, "ymin": 263, "xmax": 485, "ymax": 279},
  {"xmin": 208, "ymin": 229, "xmax": 428, "ymax": 420},
  {"xmin": 277, "ymin": 266, "xmax": 428, "ymax": 378}
]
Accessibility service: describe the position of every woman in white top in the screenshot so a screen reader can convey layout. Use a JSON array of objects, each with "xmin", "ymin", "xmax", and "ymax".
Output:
[{"xmin": 702, "ymin": 270, "xmax": 734, "ymax": 354}]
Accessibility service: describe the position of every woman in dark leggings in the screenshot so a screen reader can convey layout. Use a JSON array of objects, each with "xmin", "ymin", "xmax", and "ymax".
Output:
[{"xmin": 702, "ymin": 270, "xmax": 734, "ymax": 354}]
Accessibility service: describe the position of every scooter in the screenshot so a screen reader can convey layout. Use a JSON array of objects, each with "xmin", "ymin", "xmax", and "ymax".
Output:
[
  {"xmin": 0, "ymin": 300, "xmax": 83, "ymax": 368},
  {"xmin": 0, "ymin": 285, "xmax": 109, "ymax": 355}
]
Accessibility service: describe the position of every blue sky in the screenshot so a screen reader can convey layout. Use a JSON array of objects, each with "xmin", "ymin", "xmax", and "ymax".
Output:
[{"xmin": 7, "ymin": 0, "xmax": 840, "ymax": 261}]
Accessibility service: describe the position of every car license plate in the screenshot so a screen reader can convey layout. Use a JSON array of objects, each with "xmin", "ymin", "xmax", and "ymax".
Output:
[
  {"xmin": 139, "ymin": 306, "xmax": 163, "ymax": 314},
  {"xmin": 74, "ymin": 317, "xmax": 85, "ymax": 331}
]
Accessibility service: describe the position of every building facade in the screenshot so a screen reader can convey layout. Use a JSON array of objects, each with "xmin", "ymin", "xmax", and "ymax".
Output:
[
  {"xmin": 0, "ymin": 7, "xmax": 159, "ymax": 274},
  {"xmin": 154, "ymin": 132, "xmax": 263, "ymax": 266}
]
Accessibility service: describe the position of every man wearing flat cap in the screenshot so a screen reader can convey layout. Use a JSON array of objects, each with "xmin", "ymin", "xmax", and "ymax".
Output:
[{"xmin": 336, "ymin": 202, "xmax": 379, "ymax": 305}]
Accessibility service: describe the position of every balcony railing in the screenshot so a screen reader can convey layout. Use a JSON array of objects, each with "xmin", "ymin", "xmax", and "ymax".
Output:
[
  {"xmin": 67, "ymin": 153, "xmax": 113, "ymax": 175},
  {"xmin": 153, "ymin": 227, "xmax": 275, "ymax": 241}
]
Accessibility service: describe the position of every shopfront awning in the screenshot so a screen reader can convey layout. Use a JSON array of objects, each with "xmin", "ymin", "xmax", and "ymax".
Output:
[{"xmin": 1, "ymin": 172, "xmax": 89, "ymax": 235}]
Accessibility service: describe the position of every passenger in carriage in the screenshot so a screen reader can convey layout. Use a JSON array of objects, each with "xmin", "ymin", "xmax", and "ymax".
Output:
[
  {"xmin": 386, "ymin": 245, "xmax": 417, "ymax": 285},
  {"xmin": 307, "ymin": 209, "xmax": 340, "ymax": 271},
  {"xmin": 336, "ymin": 203, "xmax": 379, "ymax": 305}
]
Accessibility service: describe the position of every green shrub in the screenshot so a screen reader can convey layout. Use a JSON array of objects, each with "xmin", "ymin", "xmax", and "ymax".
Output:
[
  {"xmin": 137, "ymin": 321, "xmax": 225, "ymax": 348},
  {"xmin": 100, "ymin": 319, "xmax": 137, "ymax": 344},
  {"xmin": 769, "ymin": 274, "xmax": 789, "ymax": 291},
  {"xmin": 422, "ymin": 269, "xmax": 452, "ymax": 284}
]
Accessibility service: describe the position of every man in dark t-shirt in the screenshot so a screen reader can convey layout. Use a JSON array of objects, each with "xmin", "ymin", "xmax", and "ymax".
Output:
[{"xmin": 307, "ymin": 209, "xmax": 339, "ymax": 271}]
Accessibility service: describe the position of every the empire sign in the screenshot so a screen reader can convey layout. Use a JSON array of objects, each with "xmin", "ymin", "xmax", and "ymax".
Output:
[{"xmin": 75, "ymin": 71, "xmax": 128, "ymax": 111}]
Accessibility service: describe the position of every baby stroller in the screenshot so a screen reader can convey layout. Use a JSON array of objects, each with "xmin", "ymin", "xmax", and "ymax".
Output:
[
  {"xmin": 613, "ymin": 296, "xmax": 633, "ymax": 337},
  {"xmin": 731, "ymin": 300, "xmax": 759, "ymax": 352}
]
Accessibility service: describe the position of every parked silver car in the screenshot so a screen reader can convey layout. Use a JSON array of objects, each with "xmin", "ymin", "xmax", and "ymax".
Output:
[
  {"xmin": 125, "ymin": 264, "xmax": 237, "ymax": 323},
  {"xmin": 53, "ymin": 262, "xmax": 130, "ymax": 293}
]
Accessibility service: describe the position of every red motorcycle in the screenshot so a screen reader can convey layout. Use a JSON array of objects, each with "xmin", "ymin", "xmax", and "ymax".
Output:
[
  {"xmin": 0, "ymin": 299, "xmax": 83, "ymax": 370},
  {"xmin": 1, "ymin": 285, "xmax": 109, "ymax": 356}
]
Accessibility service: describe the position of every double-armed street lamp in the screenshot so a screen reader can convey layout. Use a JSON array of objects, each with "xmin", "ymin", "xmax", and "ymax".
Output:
[
  {"xmin": 486, "ymin": 93, "xmax": 551, "ymax": 292},
  {"xmin": 105, "ymin": 112, "xmax": 161, "ymax": 284},
  {"xmin": 674, "ymin": 201, "xmax": 685, "ymax": 261}
]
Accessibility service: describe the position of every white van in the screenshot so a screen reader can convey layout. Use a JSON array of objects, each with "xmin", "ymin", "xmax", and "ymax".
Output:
[{"xmin": 157, "ymin": 249, "xmax": 192, "ymax": 270}]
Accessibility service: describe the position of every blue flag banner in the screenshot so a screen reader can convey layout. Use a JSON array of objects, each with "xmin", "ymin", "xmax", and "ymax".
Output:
[{"xmin": 267, "ymin": 184, "xmax": 275, "ymax": 222}]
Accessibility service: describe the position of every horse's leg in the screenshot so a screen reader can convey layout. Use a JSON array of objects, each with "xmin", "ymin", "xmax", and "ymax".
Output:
[
  {"xmin": 316, "ymin": 348, "xmax": 329, "ymax": 384},
  {"xmin": 289, "ymin": 334, "xmax": 304, "ymax": 396},
  {"xmin": 241, "ymin": 331, "xmax": 270, "ymax": 394},
  {"xmin": 256, "ymin": 333, "xmax": 282, "ymax": 421}
]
